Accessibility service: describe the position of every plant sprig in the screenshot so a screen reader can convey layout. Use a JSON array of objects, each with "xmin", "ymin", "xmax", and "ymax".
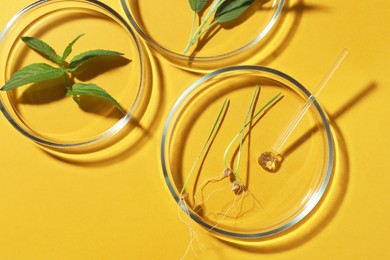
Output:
[
  {"xmin": 183, "ymin": 0, "xmax": 256, "ymax": 55},
  {"xmin": 1, "ymin": 34, "xmax": 126, "ymax": 114}
]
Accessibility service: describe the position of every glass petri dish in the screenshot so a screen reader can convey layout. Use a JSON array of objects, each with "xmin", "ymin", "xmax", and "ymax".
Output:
[
  {"xmin": 161, "ymin": 65, "xmax": 334, "ymax": 238},
  {"xmin": 0, "ymin": 0, "xmax": 145, "ymax": 152},
  {"xmin": 121, "ymin": 0, "xmax": 284, "ymax": 71}
]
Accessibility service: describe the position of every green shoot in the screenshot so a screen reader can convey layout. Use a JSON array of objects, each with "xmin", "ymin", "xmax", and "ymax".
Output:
[
  {"xmin": 223, "ymin": 91, "xmax": 282, "ymax": 176},
  {"xmin": 235, "ymin": 84, "xmax": 260, "ymax": 180},
  {"xmin": 180, "ymin": 87, "xmax": 282, "ymax": 202},
  {"xmin": 180, "ymin": 98, "xmax": 229, "ymax": 198},
  {"xmin": 1, "ymin": 34, "xmax": 127, "ymax": 114}
]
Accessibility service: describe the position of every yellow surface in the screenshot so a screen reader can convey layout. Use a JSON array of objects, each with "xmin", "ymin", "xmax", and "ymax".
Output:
[{"xmin": 0, "ymin": 0, "xmax": 389, "ymax": 259}]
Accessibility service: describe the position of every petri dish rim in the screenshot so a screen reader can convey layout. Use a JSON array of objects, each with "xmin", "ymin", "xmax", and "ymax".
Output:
[
  {"xmin": 161, "ymin": 65, "xmax": 334, "ymax": 238},
  {"xmin": 120, "ymin": 0, "xmax": 285, "ymax": 63},
  {"xmin": 0, "ymin": 0, "xmax": 146, "ymax": 150}
]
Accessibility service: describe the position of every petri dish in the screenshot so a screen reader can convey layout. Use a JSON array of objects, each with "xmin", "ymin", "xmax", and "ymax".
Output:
[
  {"xmin": 161, "ymin": 65, "xmax": 334, "ymax": 238},
  {"xmin": 0, "ymin": 0, "xmax": 146, "ymax": 152},
  {"xmin": 121, "ymin": 0, "xmax": 284, "ymax": 70}
]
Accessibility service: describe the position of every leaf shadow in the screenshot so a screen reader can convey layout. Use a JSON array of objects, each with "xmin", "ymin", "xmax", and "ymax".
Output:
[
  {"xmin": 17, "ymin": 77, "xmax": 66, "ymax": 105},
  {"xmin": 74, "ymin": 94, "xmax": 124, "ymax": 119},
  {"xmin": 72, "ymin": 56, "xmax": 131, "ymax": 81},
  {"xmin": 220, "ymin": 0, "xmax": 271, "ymax": 30}
]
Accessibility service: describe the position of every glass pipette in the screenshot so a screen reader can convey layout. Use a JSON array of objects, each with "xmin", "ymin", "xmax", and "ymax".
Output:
[{"xmin": 259, "ymin": 49, "xmax": 348, "ymax": 171}]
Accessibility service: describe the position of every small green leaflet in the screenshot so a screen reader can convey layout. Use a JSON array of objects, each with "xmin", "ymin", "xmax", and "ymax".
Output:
[
  {"xmin": 68, "ymin": 49, "xmax": 124, "ymax": 72},
  {"xmin": 67, "ymin": 83, "xmax": 126, "ymax": 114},
  {"xmin": 1, "ymin": 63, "xmax": 66, "ymax": 91},
  {"xmin": 189, "ymin": 0, "xmax": 209, "ymax": 12},
  {"xmin": 62, "ymin": 33, "xmax": 85, "ymax": 62},
  {"xmin": 215, "ymin": 0, "xmax": 255, "ymax": 23},
  {"xmin": 21, "ymin": 36, "xmax": 63, "ymax": 65}
]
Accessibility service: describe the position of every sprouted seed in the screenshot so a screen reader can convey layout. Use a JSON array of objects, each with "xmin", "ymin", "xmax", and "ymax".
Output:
[
  {"xmin": 177, "ymin": 85, "xmax": 283, "ymax": 255},
  {"xmin": 232, "ymin": 180, "xmax": 245, "ymax": 194},
  {"xmin": 190, "ymin": 87, "xmax": 282, "ymax": 207},
  {"xmin": 178, "ymin": 98, "xmax": 228, "ymax": 259}
]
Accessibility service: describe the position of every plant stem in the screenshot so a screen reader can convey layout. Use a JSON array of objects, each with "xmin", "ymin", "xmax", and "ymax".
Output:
[
  {"xmin": 196, "ymin": 20, "xmax": 219, "ymax": 42},
  {"xmin": 235, "ymin": 85, "xmax": 260, "ymax": 179},
  {"xmin": 180, "ymin": 98, "xmax": 229, "ymax": 197},
  {"xmin": 183, "ymin": 0, "xmax": 225, "ymax": 55},
  {"xmin": 223, "ymin": 92, "xmax": 282, "ymax": 171},
  {"xmin": 64, "ymin": 72, "xmax": 72, "ymax": 92},
  {"xmin": 186, "ymin": 6, "xmax": 198, "ymax": 53}
]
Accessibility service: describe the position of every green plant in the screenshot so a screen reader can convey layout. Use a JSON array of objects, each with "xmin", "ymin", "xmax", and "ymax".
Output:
[
  {"xmin": 1, "ymin": 34, "xmax": 126, "ymax": 114},
  {"xmin": 177, "ymin": 86, "xmax": 282, "ymax": 258},
  {"xmin": 183, "ymin": 0, "xmax": 257, "ymax": 55}
]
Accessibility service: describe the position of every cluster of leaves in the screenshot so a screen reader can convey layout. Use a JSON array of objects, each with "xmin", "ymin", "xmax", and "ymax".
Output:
[
  {"xmin": 183, "ymin": 0, "xmax": 256, "ymax": 55},
  {"xmin": 0, "ymin": 34, "xmax": 126, "ymax": 114}
]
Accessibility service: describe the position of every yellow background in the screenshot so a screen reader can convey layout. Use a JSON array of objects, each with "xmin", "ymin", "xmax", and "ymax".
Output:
[{"xmin": 1, "ymin": 0, "xmax": 389, "ymax": 259}]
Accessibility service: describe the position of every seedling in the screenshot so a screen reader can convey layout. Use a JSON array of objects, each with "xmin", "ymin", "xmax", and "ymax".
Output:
[
  {"xmin": 1, "ymin": 34, "xmax": 127, "ymax": 114},
  {"xmin": 178, "ymin": 85, "xmax": 282, "ymax": 258},
  {"xmin": 178, "ymin": 97, "xmax": 229, "ymax": 259},
  {"xmin": 192, "ymin": 87, "xmax": 281, "ymax": 218}
]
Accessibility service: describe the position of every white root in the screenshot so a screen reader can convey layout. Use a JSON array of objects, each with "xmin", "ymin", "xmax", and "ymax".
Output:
[{"xmin": 178, "ymin": 195, "xmax": 204, "ymax": 260}]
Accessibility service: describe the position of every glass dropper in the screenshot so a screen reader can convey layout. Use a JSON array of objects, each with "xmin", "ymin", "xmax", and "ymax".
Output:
[{"xmin": 259, "ymin": 49, "xmax": 348, "ymax": 171}]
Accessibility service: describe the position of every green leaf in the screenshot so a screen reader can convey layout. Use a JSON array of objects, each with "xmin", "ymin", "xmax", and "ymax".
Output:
[
  {"xmin": 1, "ymin": 63, "xmax": 66, "ymax": 91},
  {"xmin": 21, "ymin": 36, "xmax": 63, "ymax": 65},
  {"xmin": 214, "ymin": 0, "xmax": 255, "ymax": 23},
  {"xmin": 68, "ymin": 49, "xmax": 124, "ymax": 72},
  {"xmin": 62, "ymin": 34, "xmax": 85, "ymax": 62},
  {"xmin": 189, "ymin": 0, "xmax": 209, "ymax": 12},
  {"xmin": 67, "ymin": 83, "xmax": 126, "ymax": 114}
]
